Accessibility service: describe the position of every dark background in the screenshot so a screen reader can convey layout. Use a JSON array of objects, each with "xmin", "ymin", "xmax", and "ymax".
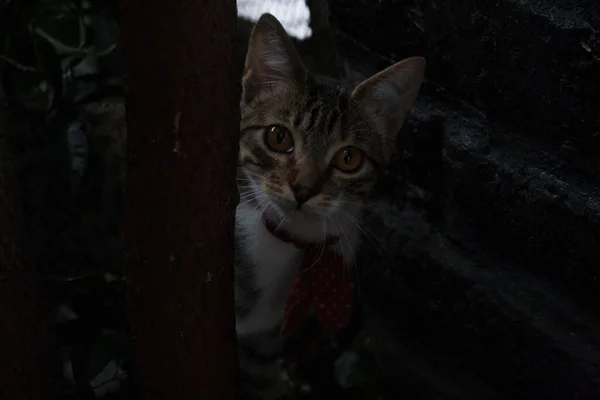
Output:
[{"xmin": 1, "ymin": 0, "xmax": 598, "ymax": 398}]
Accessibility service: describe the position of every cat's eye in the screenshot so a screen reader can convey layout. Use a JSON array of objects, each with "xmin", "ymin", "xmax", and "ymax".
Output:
[
  {"xmin": 333, "ymin": 147, "xmax": 364, "ymax": 173},
  {"xmin": 265, "ymin": 125, "xmax": 294, "ymax": 153}
]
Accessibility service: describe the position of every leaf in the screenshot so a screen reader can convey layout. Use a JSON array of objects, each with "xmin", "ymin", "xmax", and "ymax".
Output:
[
  {"xmin": 76, "ymin": 4, "xmax": 86, "ymax": 49},
  {"xmin": 32, "ymin": 39, "xmax": 64, "ymax": 110},
  {"xmin": 90, "ymin": 359, "xmax": 128, "ymax": 398},
  {"xmin": 34, "ymin": 27, "xmax": 87, "ymax": 55},
  {"xmin": 29, "ymin": 1, "xmax": 82, "ymax": 47},
  {"xmin": 0, "ymin": 55, "xmax": 38, "ymax": 72}
]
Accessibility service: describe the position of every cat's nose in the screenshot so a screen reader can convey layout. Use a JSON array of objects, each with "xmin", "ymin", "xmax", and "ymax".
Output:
[{"xmin": 292, "ymin": 184, "xmax": 316, "ymax": 206}]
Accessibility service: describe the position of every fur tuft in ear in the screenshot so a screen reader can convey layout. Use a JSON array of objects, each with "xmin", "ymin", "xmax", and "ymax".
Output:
[
  {"xmin": 351, "ymin": 57, "xmax": 425, "ymax": 160},
  {"xmin": 242, "ymin": 13, "xmax": 307, "ymax": 104}
]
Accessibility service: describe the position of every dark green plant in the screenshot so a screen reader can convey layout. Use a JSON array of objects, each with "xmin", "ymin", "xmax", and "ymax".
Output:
[
  {"xmin": 1, "ymin": 0, "xmax": 121, "ymax": 115},
  {"xmin": 1, "ymin": 2, "xmax": 130, "ymax": 399}
]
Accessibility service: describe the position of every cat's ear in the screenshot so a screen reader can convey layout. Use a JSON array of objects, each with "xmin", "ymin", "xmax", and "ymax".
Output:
[
  {"xmin": 242, "ymin": 13, "xmax": 307, "ymax": 104},
  {"xmin": 351, "ymin": 57, "xmax": 425, "ymax": 159}
]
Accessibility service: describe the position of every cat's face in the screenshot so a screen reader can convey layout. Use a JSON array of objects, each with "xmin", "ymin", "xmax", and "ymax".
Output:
[
  {"xmin": 239, "ymin": 78, "xmax": 382, "ymax": 219},
  {"xmin": 238, "ymin": 14, "xmax": 425, "ymax": 224}
]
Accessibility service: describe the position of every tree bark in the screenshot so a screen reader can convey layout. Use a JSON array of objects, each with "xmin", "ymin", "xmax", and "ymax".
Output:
[
  {"xmin": 121, "ymin": 1, "xmax": 240, "ymax": 399},
  {"xmin": 0, "ymin": 87, "xmax": 59, "ymax": 397}
]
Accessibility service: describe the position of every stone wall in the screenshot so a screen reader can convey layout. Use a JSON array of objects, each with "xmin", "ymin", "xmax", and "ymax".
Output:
[{"xmin": 328, "ymin": 0, "xmax": 600, "ymax": 398}]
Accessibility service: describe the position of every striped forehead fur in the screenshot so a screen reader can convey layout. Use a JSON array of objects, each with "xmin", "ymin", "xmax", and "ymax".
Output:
[{"xmin": 241, "ymin": 73, "xmax": 385, "ymax": 166}]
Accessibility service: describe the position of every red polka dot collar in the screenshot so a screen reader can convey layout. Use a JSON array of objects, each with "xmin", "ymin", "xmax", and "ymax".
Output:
[{"xmin": 263, "ymin": 218, "xmax": 356, "ymax": 336}]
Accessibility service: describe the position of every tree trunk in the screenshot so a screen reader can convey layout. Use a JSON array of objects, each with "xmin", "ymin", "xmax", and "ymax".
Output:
[
  {"xmin": 0, "ymin": 88, "xmax": 59, "ymax": 397},
  {"xmin": 121, "ymin": 1, "xmax": 240, "ymax": 399}
]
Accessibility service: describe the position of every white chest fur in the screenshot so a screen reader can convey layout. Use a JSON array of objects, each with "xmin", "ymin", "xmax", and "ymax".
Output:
[{"xmin": 234, "ymin": 202, "xmax": 361, "ymax": 336}]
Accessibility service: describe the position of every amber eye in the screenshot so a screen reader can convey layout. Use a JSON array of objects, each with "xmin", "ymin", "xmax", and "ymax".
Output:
[
  {"xmin": 333, "ymin": 147, "xmax": 364, "ymax": 173},
  {"xmin": 265, "ymin": 125, "xmax": 294, "ymax": 153}
]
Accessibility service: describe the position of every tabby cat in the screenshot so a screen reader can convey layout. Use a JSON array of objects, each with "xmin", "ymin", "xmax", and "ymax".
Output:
[
  {"xmin": 235, "ymin": 13, "xmax": 425, "ymax": 400},
  {"xmin": 78, "ymin": 9, "xmax": 424, "ymax": 399}
]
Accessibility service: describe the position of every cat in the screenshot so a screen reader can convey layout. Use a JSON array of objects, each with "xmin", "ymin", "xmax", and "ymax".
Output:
[
  {"xmin": 81, "ymin": 0, "xmax": 348, "ymax": 243},
  {"xmin": 76, "ymin": 8, "xmax": 425, "ymax": 399},
  {"xmin": 234, "ymin": 13, "xmax": 425, "ymax": 400}
]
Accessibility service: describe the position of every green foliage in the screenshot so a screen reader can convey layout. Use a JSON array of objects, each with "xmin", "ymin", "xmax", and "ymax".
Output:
[
  {"xmin": 2, "ymin": 2, "xmax": 128, "ymax": 399},
  {"xmin": 1, "ymin": 0, "xmax": 120, "ymax": 114}
]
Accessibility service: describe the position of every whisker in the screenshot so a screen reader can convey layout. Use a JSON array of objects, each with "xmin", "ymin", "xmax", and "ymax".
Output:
[
  {"xmin": 342, "ymin": 209, "xmax": 383, "ymax": 257},
  {"xmin": 330, "ymin": 214, "xmax": 360, "ymax": 300},
  {"xmin": 250, "ymin": 194, "xmax": 269, "ymax": 215},
  {"xmin": 256, "ymin": 194, "xmax": 273, "ymax": 224},
  {"xmin": 331, "ymin": 215, "xmax": 350, "ymax": 262},
  {"xmin": 274, "ymin": 215, "xmax": 288, "ymax": 231},
  {"xmin": 236, "ymin": 178, "xmax": 258, "ymax": 184},
  {"xmin": 302, "ymin": 218, "xmax": 327, "ymax": 274},
  {"xmin": 238, "ymin": 197, "xmax": 260, "ymax": 207},
  {"xmin": 237, "ymin": 189, "xmax": 266, "ymax": 207},
  {"xmin": 239, "ymin": 190, "xmax": 263, "ymax": 200}
]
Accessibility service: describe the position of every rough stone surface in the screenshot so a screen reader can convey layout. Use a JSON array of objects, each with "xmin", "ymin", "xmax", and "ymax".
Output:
[
  {"xmin": 358, "ymin": 200, "xmax": 600, "ymax": 399},
  {"xmin": 345, "ymin": 41, "xmax": 600, "ymax": 312},
  {"xmin": 357, "ymin": 93, "xmax": 600, "ymax": 398},
  {"xmin": 339, "ymin": 17, "xmax": 600, "ymax": 399},
  {"xmin": 329, "ymin": 0, "xmax": 600, "ymax": 177}
]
